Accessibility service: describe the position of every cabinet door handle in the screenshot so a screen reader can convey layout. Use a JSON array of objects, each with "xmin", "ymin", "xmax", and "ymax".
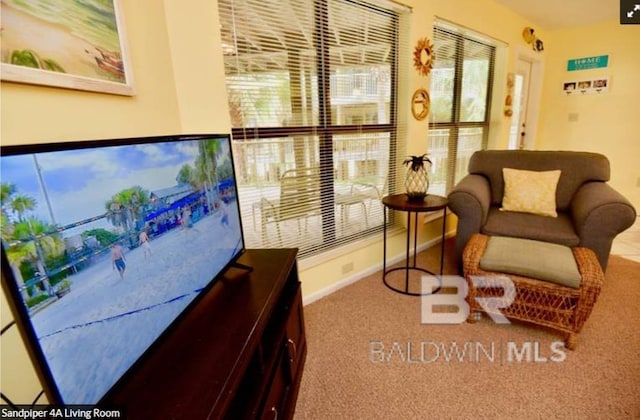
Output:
[
  {"xmin": 271, "ymin": 406, "xmax": 278, "ymax": 420},
  {"xmin": 287, "ymin": 338, "xmax": 297, "ymax": 362}
]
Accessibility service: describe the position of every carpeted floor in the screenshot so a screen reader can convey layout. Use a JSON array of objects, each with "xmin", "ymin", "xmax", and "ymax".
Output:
[{"xmin": 294, "ymin": 241, "xmax": 640, "ymax": 419}]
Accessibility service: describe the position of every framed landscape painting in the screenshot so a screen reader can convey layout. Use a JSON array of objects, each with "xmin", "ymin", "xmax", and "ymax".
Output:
[{"xmin": 0, "ymin": 0, "xmax": 135, "ymax": 96}]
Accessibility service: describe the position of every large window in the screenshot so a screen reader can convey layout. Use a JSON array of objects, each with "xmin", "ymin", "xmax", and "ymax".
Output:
[
  {"xmin": 218, "ymin": 0, "xmax": 406, "ymax": 257},
  {"xmin": 428, "ymin": 20, "xmax": 496, "ymax": 195}
]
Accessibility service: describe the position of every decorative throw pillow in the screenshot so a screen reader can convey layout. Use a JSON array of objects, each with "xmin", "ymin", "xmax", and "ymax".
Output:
[{"xmin": 500, "ymin": 168, "xmax": 561, "ymax": 217}]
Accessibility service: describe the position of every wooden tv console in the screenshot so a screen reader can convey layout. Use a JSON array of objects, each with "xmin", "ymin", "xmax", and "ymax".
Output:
[{"xmin": 108, "ymin": 248, "xmax": 306, "ymax": 419}]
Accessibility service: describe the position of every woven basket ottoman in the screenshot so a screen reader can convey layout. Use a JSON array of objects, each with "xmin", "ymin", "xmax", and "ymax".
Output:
[{"xmin": 463, "ymin": 233, "xmax": 605, "ymax": 350}]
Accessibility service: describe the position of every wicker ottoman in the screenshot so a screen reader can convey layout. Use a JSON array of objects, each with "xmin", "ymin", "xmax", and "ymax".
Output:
[{"xmin": 463, "ymin": 233, "xmax": 605, "ymax": 350}]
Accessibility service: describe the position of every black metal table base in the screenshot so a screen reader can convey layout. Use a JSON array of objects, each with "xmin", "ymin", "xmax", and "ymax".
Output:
[{"xmin": 382, "ymin": 199, "xmax": 446, "ymax": 296}]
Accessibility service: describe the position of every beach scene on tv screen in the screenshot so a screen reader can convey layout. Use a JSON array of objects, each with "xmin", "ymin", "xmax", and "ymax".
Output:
[{"xmin": 0, "ymin": 137, "xmax": 243, "ymax": 403}]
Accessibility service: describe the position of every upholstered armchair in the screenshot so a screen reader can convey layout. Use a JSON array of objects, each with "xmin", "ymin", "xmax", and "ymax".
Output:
[{"xmin": 447, "ymin": 150, "xmax": 636, "ymax": 271}]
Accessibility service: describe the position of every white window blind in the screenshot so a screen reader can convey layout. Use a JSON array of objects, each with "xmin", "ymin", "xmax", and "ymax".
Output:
[
  {"xmin": 218, "ymin": 0, "xmax": 409, "ymax": 257},
  {"xmin": 428, "ymin": 19, "xmax": 496, "ymax": 195}
]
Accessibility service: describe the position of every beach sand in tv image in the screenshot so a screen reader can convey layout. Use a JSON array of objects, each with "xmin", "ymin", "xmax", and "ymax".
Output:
[{"xmin": 0, "ymin": 138, "xmax": 243, "ymax": 403}]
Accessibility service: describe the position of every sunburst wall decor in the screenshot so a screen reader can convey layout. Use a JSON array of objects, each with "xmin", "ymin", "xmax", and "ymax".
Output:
[{"xmin": 413, "ymin": 37, "xmax": 435, "ymax": 77}]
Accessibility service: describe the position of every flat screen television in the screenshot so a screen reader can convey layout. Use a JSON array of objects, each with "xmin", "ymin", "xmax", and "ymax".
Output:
[{"xmin": 0, "ymin": 133, "xmax": 245, "ymax": 404}]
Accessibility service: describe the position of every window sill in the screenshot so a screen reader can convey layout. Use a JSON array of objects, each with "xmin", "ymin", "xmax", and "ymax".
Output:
[
  {"xmin": 297, "ymin": 225, "xmax": 404, "ymax": 272},
  {"xmin": 298, "ymin": 210, "xmax": 447, "ymax": 271},
  {"xmin": 422, "ymin": 208, "xmax": 446, "ymax": 224}
]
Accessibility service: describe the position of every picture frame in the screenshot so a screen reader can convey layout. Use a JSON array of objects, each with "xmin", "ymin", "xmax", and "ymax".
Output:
[
  {"xmin": 0, "ymin": 0, "xmax": 135, "ymax": 96},
  {"xmin": 562, "ymin": 76, "xmax": 610, "ymax": 95}
]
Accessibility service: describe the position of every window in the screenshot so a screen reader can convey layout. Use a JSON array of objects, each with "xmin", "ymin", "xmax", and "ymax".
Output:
[
  {"xmin": 218, "ymin": 0, "xmax": 407, "ymax": 257},
  {"xmin": 428, "ymin": 20, "xmax": 496, "ymax": 195}
]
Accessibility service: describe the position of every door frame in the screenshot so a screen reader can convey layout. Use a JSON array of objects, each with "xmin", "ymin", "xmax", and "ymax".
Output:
[{"xmin": 514, "ymin": 47, "xmax": 544, "ymax": 150}]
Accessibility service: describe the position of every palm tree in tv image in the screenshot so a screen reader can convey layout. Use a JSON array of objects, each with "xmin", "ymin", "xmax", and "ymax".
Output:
[
  {"xmin": 11, "ymin": 217, "xmax": 65, "ymax": 294},
  {"xmin": 175, "ymin": 140, "xmax": 221, "ymax": 208},
  {"xmin": 105, "ymin": 186, "xmax": 152, "ymax": 246},
  {"xmin": 176, "ymin": 164, "xmax": 197, "ymax": 188},
  {"xmin": 8, "ymin": 193, "xmax": 37, "ymax": 219},
  {"xmin": 1, "ymin": 182, "xmax": 18, "ymax": 240},
  {"xmin": 196, "ymin": 140, "xmax": 221, "ymax": 204},
  {"xmin": 1, "ymin": 181, "xmax": 65, "ymax": 304}
]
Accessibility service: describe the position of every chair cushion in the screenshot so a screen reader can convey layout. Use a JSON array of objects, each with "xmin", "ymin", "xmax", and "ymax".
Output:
[
  {"xmin": 501, "ymin": 168, "xmax": 561, "ymax": 217},
  {"xmin": 482, "ymin": 207, "xmax": 580, "ymax": 247},
  {"xmin": 480, "ymin": 236, "xmax": 582, "ymax": 288}
]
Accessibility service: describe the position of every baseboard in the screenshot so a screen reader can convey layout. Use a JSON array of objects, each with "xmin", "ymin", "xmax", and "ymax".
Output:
[{"xmin": 302, "ymin": 229, "xmax": 456, "ymax": 306}]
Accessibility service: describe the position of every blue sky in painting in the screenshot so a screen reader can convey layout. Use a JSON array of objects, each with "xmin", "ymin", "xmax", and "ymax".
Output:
[{"xmin": 1, "ymin": 138, "xmax": 229, "ymax": 235}]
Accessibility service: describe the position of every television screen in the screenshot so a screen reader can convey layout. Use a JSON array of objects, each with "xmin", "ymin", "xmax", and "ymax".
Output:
[{"xmin": 0, "ymin": 134, "xmax": 245, "ymax": 404}]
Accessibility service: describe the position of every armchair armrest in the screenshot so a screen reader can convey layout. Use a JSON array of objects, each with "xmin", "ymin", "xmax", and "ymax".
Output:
[
  {"xmin": 571, "ymin": 181, "xmax": 637, "ymax": 269},
  {"xmin": 447, "ymin": 174, "xmax": 492, "ymax": 268},
  {"xmin": 448, "ymin": 174, "xmax": 491, "ymax": 224}
]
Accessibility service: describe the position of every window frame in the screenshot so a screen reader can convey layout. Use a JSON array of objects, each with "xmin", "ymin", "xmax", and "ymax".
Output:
[
  {"xmin": 226, "ymin": 0, "xmax": 401, "ymax": 256},
  {"xmin": 429, "ymin": 26, "xmax": 496, "ymax": 193}
]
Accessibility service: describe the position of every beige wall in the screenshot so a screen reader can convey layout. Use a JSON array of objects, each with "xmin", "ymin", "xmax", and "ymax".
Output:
[
  {"xmin": 0, "ymin": 0, "xmax": 230, "ymax": 404},
  {"xmin": 536, "ymin": 19, "xmax": 640, "ymax": 209},
  {"xmin": 406, "ymin": 0, "xmax": 542, "ymax": 153},
  {"xmin": 1, "ymin": 0, "xmax": 635, "ymax": 405},
  {"xmin": 1, "ymin": 2, "xmax": 180, "ymax": 144},
  {"xmin": 0, "ymin": 0, "xmax": 232, "ymax": 144}
]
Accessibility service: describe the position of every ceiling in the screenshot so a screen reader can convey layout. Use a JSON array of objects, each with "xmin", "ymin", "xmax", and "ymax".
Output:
[{"xmin": 492, "ymin": 0, "xmax": 620, "ymax": 30}]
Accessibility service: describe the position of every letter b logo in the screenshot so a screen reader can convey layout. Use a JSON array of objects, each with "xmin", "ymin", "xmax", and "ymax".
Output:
[
  {"xmin": 420, "ymin": 276, "xmax": 469, "ymax": 324},
  {"xmin": 421, "ymin": 275, "xmax": 514, "ymax": 324}
]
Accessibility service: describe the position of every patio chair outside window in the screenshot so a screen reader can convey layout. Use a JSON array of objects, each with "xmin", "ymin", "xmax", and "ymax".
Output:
[
  {"xmin": 335, "ymin": 179, "xmax": 385, "ymax": 228},
  {"xmin": 260, "ymin": 168, "xmax": 321, "ymax": 243}
]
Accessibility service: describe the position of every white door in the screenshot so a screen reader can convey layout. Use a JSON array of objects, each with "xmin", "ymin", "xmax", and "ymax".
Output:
[{"xmin": 508, "ymin": 58, "xmax": 533, "ymax": 150}]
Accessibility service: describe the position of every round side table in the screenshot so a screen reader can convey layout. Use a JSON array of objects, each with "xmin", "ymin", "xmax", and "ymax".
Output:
[{"xmin": 382, "ymin": 193, "xmax": 448, "ymax": 296}]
